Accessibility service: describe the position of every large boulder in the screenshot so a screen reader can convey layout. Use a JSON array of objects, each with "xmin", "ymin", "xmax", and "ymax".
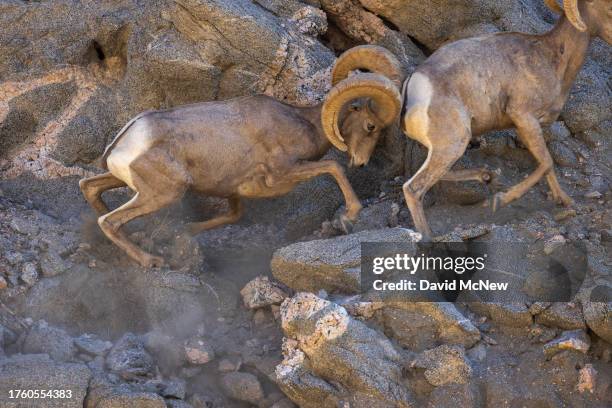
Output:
[
  {"xmin": 271, "ymin": 228, "xmax": 421, "ymax": 294},
  {"xmin": 276, "ymin": 293, "xmax": 415, "ymax": 408},
  {"xmin": 0, "ymin": 354, "xmax": 92, "ymax": 408}
]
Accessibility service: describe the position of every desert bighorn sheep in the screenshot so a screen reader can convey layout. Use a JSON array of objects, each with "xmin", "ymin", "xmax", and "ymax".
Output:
[
  {"xmin": 325, "ymin": 0, "xmax": 611, "ymax": 238},
  {"xmin": 79, "ymin": 47, "xmax": 402, "ymax": 267}
]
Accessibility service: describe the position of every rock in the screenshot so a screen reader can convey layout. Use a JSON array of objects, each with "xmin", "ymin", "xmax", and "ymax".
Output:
[
  {"xmin": 220, "ymin": 372, "xmax": 264, "ymax": 405},
  {"xmin": 184, "ymin": 337, "xmax": 215, "ymax": 365},
  {"xmin": 40, "ymin": 250, "xmax": 67, "ymax": 277},
  {"xmin": 166, "ymin": 400, "xmax": 193, "ymax": 408},
  {"xmin": 277, "ymin": 293, "xmax": 415, "ymax": 407},
  {"xmin": 160, "ymin": 377, "xmax": 187, "ymax": 400},
  {"xmin": 467, "ymin": 302, "xmax": 533, "ymax": 328},
  {"xmin": 23, "ymin": 320, "xmax": 76, "ymax": 362},
  {"xmin": 553, "ymin": 208, "xmax": 577, "ymax": 222},
  {"xmin": 271, "ymin": 398, "xmax": 298, "ymax": 408},
  {"xmin": 0, "ymin": 275, "xmax": 6, "ymax": 289},
  {"xmin": 535, "ymin": 302, "xmax": 586, "ymax": 330},
  {"xmin": 543, "ymin": 234, "xmax": 566, "ymax": 255},
  {"xmin": 413, "ymin": 344, "xmax": 472, "ymax": 386},
  {"xmin": 585, "ymin": 191, "xmax": 603, "ymax": 199},
  {"xmin": 218, "ymin": 356, "xmax": 242, "ymax": 372},
  {"xmin": 576, "ymin": 364, "xmax": 597, "ymax": 393},
  {"xmin": 543, "ymin": 330, "xmax": 591, "ymax": 358},
  {"xmin": 271, "ymin": 228, "xmax": 420, "ymax": 294},
  {"xmin": 372, "ymin": 301, "xmax": 481, "ymax": 351},
  {"xmin": 20, "ymin": 262, "xmax": 38, "ymax": 286},
  {"xmin": 240, "ymin": 276, "xmax": 289, "ymax": 309},
  {"xmin": 582, "ymin": 301, "xmax": 611, "ymax": 343},
  {"xmin": 549, "ymin": 141, "xmax": 580, "ymax": 168},
  {"xmin": 85, "ymin": 381, "xmax": 166, "ymax": 408},
  {"xmin": 0, "ymin": 354, "xmax": 91, "ymax": 408},
  {"xmin": 74, "ymin": 333, "xmax": 113, "ymax": 356},
  {"xmin": 106, "ymin": 333, "xmax": 155, "ymax": 379},
  {"xmin": 427, "ymin": 384, "xmax": 476, "ymax": 408}
]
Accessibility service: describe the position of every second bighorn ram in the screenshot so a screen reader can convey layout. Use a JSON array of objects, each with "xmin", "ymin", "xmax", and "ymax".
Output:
[
  {"xmin": 324, "ymin": 0, "xmax": 611, "ymax": 238},
  {"xmin": 80, "ymin": 47, "xmax": 402, "ymax": 267}
]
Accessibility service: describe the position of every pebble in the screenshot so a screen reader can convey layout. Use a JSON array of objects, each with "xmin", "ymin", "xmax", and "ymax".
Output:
[
  {"xmin": 220, "ymin": 372, "xmax": 264, "ymax": 405},
  {"xmin": 543, "ymin": 330, "xmax": 590, "ymax": 358},
  {"xmin": 577, "ymin": 364, "xmax": 597, "ymax": 393},
  {"xmin": 584, "ymin": 191, "xmax": 602, "ymax": 199},
  {"xmin": 20, "ymin": 262, "xmax": 38, "ymax": 286},
  {"xmin": 184, "ymin": 338, "xmax": 215, "ymax": 365}
]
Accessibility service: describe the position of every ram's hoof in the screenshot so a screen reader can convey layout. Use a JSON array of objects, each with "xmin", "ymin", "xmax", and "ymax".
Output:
[
  {"xmin": 339, "ymin": 215, "xmax": 354, "ymax": 235},
  {"xmin": 141, "ymin": 254, "xmax": 165, "ymax": 269}
]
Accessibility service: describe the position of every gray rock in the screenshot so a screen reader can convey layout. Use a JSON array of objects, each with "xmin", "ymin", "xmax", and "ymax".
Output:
[
  {"xmin": 85, "ymin": 380, "xmax": 166, "ymax": 408},
  {"xmin": 535, "ymin": 302, "xmax": 586, "ymax": 330},
  {"xmin": 20, "ymin": 262, "xmax": 38, "ymax": 286},
  {"xmin": 240, "ymin": 276, "xmax": 289, "ymax": 309},
  {"xmin": 413, "ymin": 344, "xmax": 472, "ymax": 386},
  {"xmin": 543, "ymin": 329, "xmax": 591, "ymax": 358},
  {"xmin": 106, "ymin": 333, "xmax": 155, "ymax": 379},
  {"xmin": 0, "ymin": 354, "xmax": 91, "ymax": 408},
  {"xmin": 23, "ymin": 320, "xmax": 76, "ymax": 362},
  {"xmin": 74, "ymin": 333, "xmax": 113, "ymax": 356},
  {"xmin": 271, "ymin": 228, "xmax": 421, "ymax": 294},
  {"xmin": 166, "ymin": 400, "xmax": 194, "ymax": 408},
  {"xmin": 582, "ymin": 301, "xmax": 611, "ymax": 343},
  {"xmin": 184, "ymin": 337, "xmax": 215, "ymax": 365},
  {"xmin": 277, "ymin": 293, "xmax": 415, "ymax": 407},
  {"xmin": 467, "ymin": 302, "xmax": 533, "ymax": 328},
  {"xmin": 160, "ymin": 377, "xmax": 187, "ymax": 400},
  {"xmin": 220, "ymin": 372, "xmax": 264, "ymax": 405},
  {"xmin": 366, "ymin": 301, "xmax": 481, "ymax": 351},
  {"xmin": 40, "ymin": 250, "xmax": 67, "ymax": 277},
  {"xmin": 427, "ymin": 384, "xmax": 476, "ymax": 408}
]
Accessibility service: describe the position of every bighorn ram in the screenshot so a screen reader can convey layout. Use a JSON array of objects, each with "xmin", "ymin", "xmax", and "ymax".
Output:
[
  {"xmin": 80, "ymin": 47, "xmax": 402, "ymax": 267},
  {"xmin": 325, "ymin": 0, "xmax": 611, "ymax": 238}
]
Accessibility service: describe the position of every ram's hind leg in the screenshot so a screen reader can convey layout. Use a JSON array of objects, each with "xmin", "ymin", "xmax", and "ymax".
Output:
[
  {"xmin": 403, "ymin": 129, "xmax": 471, "ymax": 239},
  {"xmin": 79, "ymin": 172, "xmax": 127, "ymax": 215},
  {"xmin": 493, "ymin": 114, "xmax": 573, "ymax": 211},
  {"xmin": 97, "ymin": 152, "xmax": 189, "ymax": 267},
  {"xmin": 187, "ymin": 197, "xmax": 243, "ymax": 235}
]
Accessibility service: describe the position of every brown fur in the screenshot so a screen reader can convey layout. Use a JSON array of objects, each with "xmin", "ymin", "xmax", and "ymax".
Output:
[
  {"xmin": 400, "ymin": 0, "xmax": 611, "ymax": 237},
  {"xmin": 80, "ymin": 95, "xmax": 385, "ymax": 267}
]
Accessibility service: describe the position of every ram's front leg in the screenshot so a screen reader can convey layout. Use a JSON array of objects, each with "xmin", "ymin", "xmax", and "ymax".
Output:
[{"xmin": 270, "ymin": 160, "xmax": 362, "ymax": 233}]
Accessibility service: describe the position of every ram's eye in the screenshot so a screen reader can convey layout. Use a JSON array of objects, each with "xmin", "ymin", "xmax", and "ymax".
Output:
[{"xmin": 350, "ymin": 103, "xmax": 361, "ymax": 112}]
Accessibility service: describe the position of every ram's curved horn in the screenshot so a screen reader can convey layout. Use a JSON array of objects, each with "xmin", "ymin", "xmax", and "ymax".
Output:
[
  {"xmin": 563, "ymin": 0, "xmax": 587, "ymax": 31},
  {"xmin": 321, "ymin": 73, "xmax": 402, "ymax": 152},
  {"xmin": 544, "ymin": 0, "xmax": 563, "ymax": 13},
  {"xmin": 331, "ymin": 45, "xmax": 404, "ymax": 88}
]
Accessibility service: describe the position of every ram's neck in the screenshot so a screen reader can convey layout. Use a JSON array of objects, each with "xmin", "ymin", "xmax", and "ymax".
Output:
[
  {"xmin": 297, "ymin": 102, "xmax": 332, "ymax": 156},
  {"xmin": 543, "ymin": 15, "xmax": 591, "ymax": 95}
]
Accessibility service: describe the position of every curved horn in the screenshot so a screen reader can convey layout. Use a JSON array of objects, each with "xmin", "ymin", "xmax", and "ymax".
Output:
[
  {"xmin": 321, "ymin": 73, "xmax": 402, "ymax": 152},
  {"xmin": 563, "ymin": 0, "xmax": 587, "ymax": 32},
  {"xmin": 544, "ymin": 0, "xmax": 563, "ymax": 13},
  {"xmin": 332, "ymin": 45, "xmax": 404, "ymax": 88}
]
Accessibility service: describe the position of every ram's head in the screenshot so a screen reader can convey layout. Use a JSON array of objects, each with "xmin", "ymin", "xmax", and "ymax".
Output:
[
  {"xmin": 321, "ymin": 46, "xmax": 404, "ymax": 167},
  {"xmin": 545, "ymin": 0, "xmax": 612, "ymax": 44}
]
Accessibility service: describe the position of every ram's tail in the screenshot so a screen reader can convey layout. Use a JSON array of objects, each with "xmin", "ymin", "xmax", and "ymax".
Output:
[{"xmin": 98, "ymin": 111, "xmax": 154, "ymax": 170}]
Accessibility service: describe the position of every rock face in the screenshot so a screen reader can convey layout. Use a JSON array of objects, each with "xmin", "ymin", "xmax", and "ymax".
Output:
[
  {"xmin": 0, "ymin": 354, "xmax": 92, "ymax": 408},
  {"xmin": 276, "ymin": 293, "xmax": 415, "ymax": 407},
  {"xmin": 271, "ymin": 228, "xmax": 421, "ymax": 294}
]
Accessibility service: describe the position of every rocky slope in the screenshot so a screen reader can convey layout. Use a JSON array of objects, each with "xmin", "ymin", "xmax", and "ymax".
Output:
[{"xmin": 0, "ymin": 0, "xmax": 610, "ymax": 407}]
